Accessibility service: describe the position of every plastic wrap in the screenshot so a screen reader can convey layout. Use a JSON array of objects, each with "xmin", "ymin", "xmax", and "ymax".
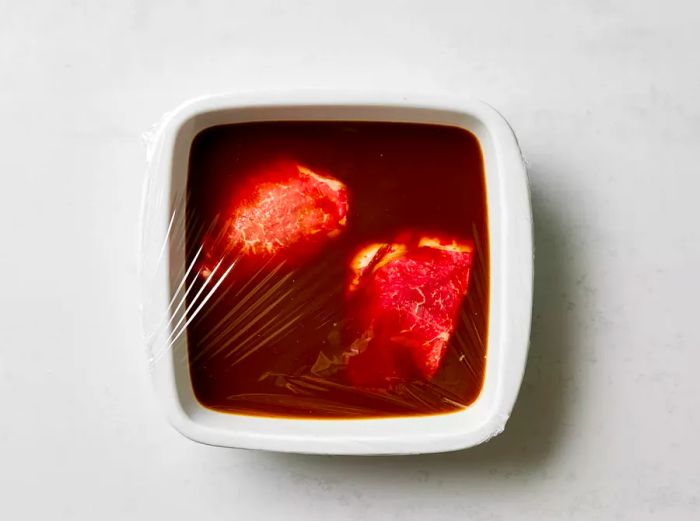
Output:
[{"xmin": 141, "ymin": 114, "xmax": 490, "ymax": 419}]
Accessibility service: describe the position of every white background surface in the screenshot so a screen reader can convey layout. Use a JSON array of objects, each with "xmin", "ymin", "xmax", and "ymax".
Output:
[{"xmin": 1, "ymin": 1, "xmax": 698, "ymax": 519}]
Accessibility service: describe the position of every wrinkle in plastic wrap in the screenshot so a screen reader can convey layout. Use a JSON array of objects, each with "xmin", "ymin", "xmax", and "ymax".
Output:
[{"xmin": 141, "ymin": 119, "xmax": 490, "ymax": 418}]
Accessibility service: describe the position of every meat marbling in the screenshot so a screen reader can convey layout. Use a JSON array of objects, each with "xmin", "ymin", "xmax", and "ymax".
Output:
[
  {"xmin": 345, "ymin": 236, "xmax": 474, "ymax": 387},
  {"xmin": 200, "ymin": 161, "xmax": 348, "ymax": 274}
]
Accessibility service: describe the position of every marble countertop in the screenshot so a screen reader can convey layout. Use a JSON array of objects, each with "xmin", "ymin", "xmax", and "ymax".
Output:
[{"xmin": 1, "ymin": 1, "xmax": 698, "ymax": 519}]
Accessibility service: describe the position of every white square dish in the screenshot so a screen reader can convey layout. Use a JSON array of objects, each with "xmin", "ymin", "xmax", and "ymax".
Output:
[{"xmin": 140, "ymin": 92, "xmax": 533, "ymax": 455}]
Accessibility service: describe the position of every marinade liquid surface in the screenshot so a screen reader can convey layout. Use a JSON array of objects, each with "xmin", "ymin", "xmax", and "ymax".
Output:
[{"xmin": 185, "ymin": 121, "xmax": 489, "ymax": 418}]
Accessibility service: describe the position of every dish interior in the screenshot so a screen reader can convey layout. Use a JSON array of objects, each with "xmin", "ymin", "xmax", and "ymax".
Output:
[{"xmin": 184, "ymin": 121, "xmax": 489, "ymax": 418}]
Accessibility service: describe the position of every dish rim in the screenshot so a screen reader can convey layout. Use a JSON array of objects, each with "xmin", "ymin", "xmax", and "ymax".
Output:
[{"xmin": 140, "ymin": 91, "xmax": 533, "ymax": 455}]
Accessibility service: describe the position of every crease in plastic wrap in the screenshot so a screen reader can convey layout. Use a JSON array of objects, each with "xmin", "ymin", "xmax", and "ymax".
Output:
[{"xmin": 140, "ymin": 118, "xmax": 490, "ymax": 419}]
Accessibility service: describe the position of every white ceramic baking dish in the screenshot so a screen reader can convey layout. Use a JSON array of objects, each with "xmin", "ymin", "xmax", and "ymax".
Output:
[{"xmin": 140, "ymin": 92, "xmax": 532, "ymax": 455}]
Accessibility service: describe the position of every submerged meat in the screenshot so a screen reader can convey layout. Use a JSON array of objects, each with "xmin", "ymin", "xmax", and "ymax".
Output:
[
  {"xmin": 345, "ymin": 236, "xmax": 473, "ymax": 387},
  {"xmin": 201, "ymin": 161, "xmax": 348, "ymax": 273}
]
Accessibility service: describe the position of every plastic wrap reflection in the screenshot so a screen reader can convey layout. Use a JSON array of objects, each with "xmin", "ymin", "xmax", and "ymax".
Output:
[{"xmin": 182, "ymin": 122, "xmax": 489, "ymax": 418}]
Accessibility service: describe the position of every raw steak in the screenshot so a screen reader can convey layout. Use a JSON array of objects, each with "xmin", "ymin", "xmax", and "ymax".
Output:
[
  {"xmin": 345, "ymin": 236, "xmax": 473, "ymax": 387},
  {"xmin": 201, "ymin": 161, "xmax": 348, "ymax": 274}
]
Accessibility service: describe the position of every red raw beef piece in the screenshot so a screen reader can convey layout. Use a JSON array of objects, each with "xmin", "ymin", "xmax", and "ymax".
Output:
[
  {"xmin": 345, "ymin": 237, "xmax": 473, "ymax": 387},
  {"xmin": 201, "ymin": 161, "xmax": 348, "ymax": 274}
]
